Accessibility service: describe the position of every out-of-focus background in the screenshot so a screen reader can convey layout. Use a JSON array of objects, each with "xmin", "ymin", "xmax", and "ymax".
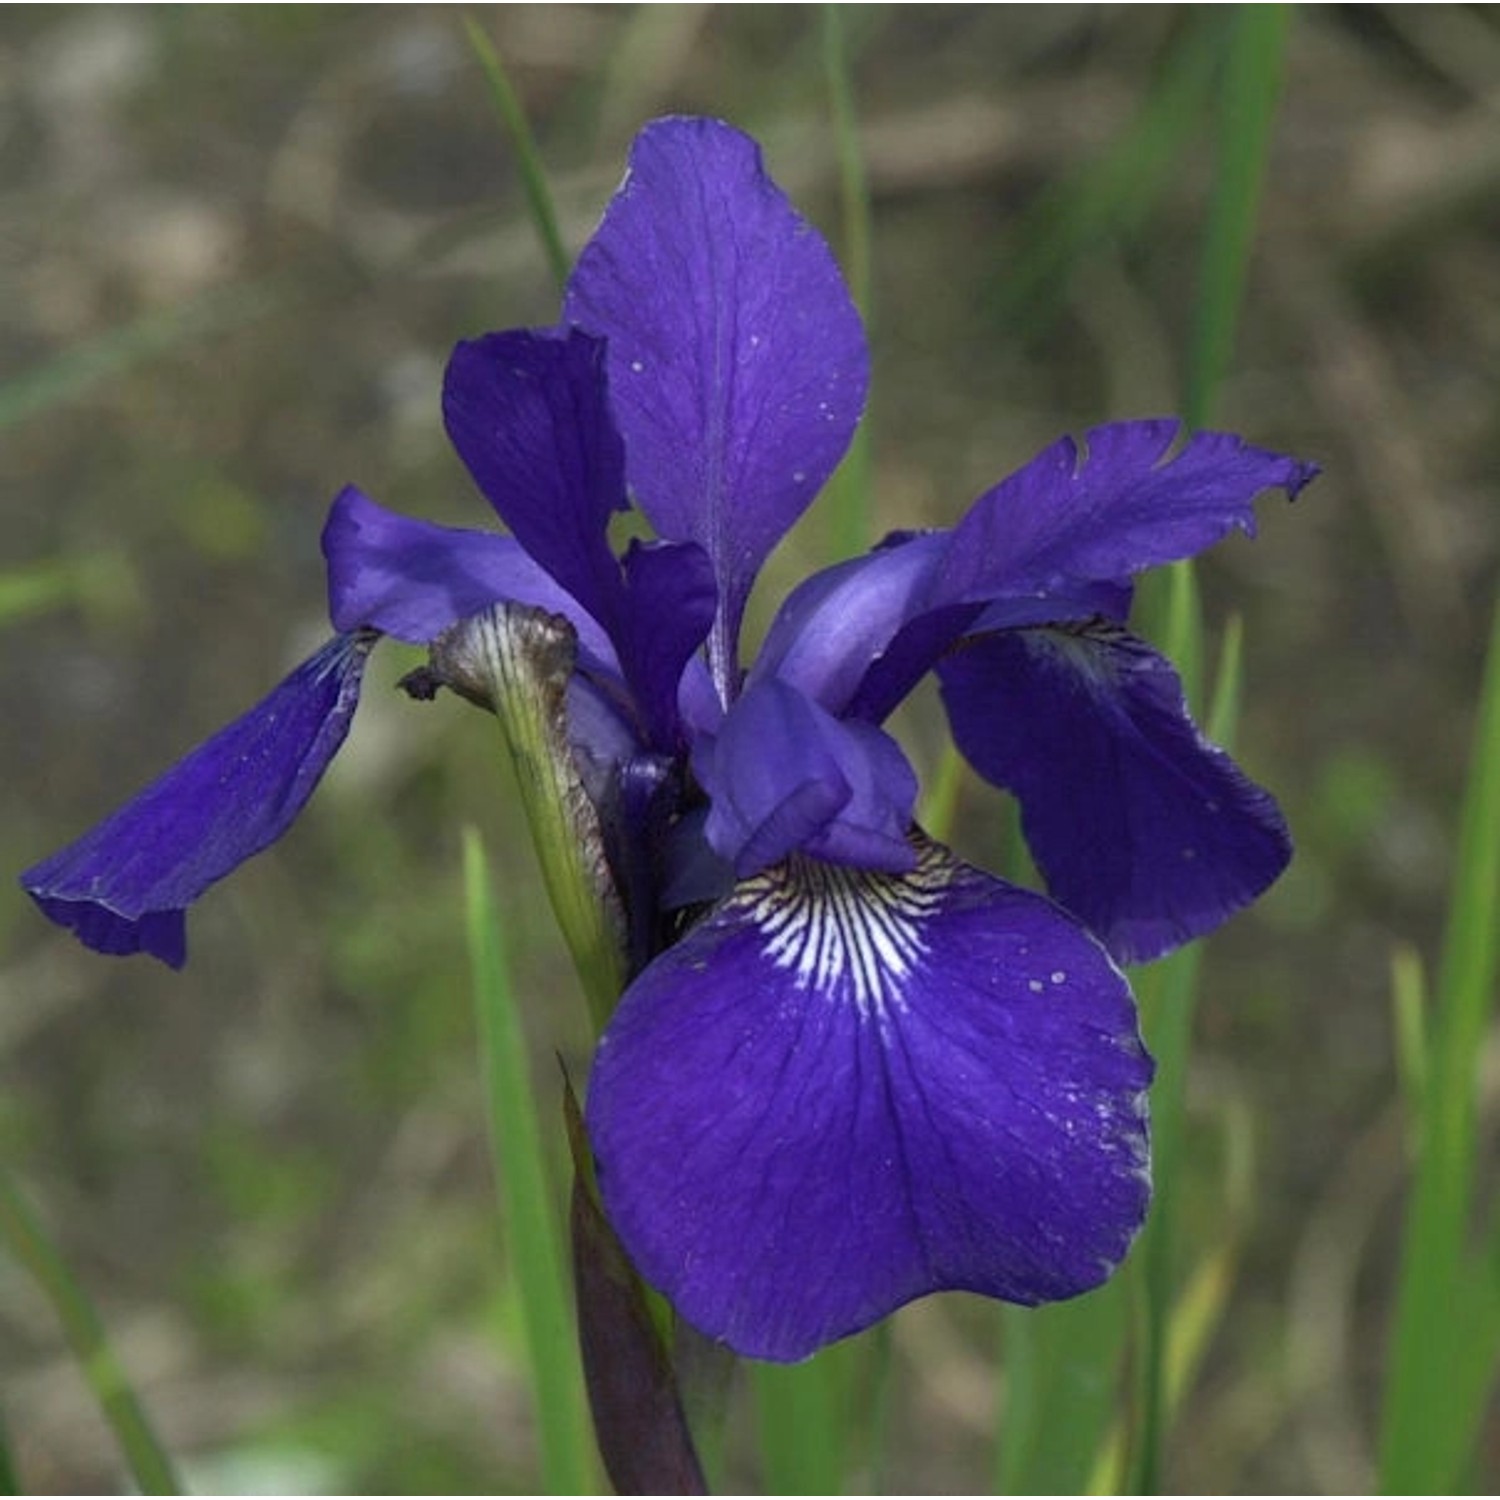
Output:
[{"xmin": 1, "ymin": 5, "xmax": 1496, "ymax": 1492}]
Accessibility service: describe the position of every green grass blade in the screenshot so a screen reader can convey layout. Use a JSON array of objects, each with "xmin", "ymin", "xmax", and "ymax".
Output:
[
  {"xmin": 918, "ymin": 742, "xmax": 967, "ymax": 843},
  {"xmin": 1126, "ymin": 599, "xmax": 1251, "ymax": 1494},
  {"xmin": 990, "ymin": 19, "xmax": 1217, "ymax": 330},
  {"xmin": 997, "ymin": 1291, "xmax": 1129, "ymax": 1494},
  {"xmin": 0, "ymin": 1403, "xmax": 18, "ymax": 1493},
  {"xmin": 1125, "ymin": 16, "xmax": 1290, "ymax": 1487},
  {"xmin": 1379, "ymin": 591, "xmax": 1500, "ymax": 1491},
  {"xmin": 1205, "ymin": 613, "xmax": 1244, "ymax": 746},
  {"xmin": 1142, "ymin": 560, "xmax": 1205, "ymax": 706},
  {"xmin": 821, "ymin": 3, "xmax": 875, "ymax": 560},
  {"xmin": 823, "ymin": 7, "xmax": 871, "ymax": 325},
  {"xmin": 0, "ymin": 1168, "xmax": 180, "ymax": 1495},
  {"xmin": 859, "ymin": 1320, "xmax": 897, "ymax": 1492},
  {"xmin": 0, "ymin": 562, "xmax": 80, "ymax": 630},
  {"xmin": 1183, "ymin": 5, "xmax": 1291, "ymax": 431},
  {"xmin": 1389, "ymin": 944, "xmax": 1428, "ymax": 1133},
  {"xmin": 992, "ymin": 584, "xmax": 1214, "ymax": 1496},
  {"xmin": 462, "ymin": 13, "xmax": 571, "ymax": 295},
  {"xmin": 462, "ymin": 829, "xmax": 595, "ymax": 1494},
  {"xmin": 1125, "ymin": 938, "xmax": 1205, "ymax": 1497},
  {"xmin": 754, "ymin": 1343, "xmax": 855, "ymax": 1494}
]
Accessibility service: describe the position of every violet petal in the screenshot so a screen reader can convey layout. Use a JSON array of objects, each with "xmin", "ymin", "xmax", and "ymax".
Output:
[
  {"xmin": 618, "ymin": 537, "xmax": 717, "ymax": 749},
  {"xmin": 930, "ymin": 422, "xmax": 1318, "ymax": 607},
  {"xmin": 21, "ymin": 633, "xmax": 374, "ymax": 968},
  {"xmin": 322, "ymin": 485, "xmax": 616, "ymax": 668},
  {"xmin": 564, "ymin": 116, "xmax": 869, "ymax": 684},
  {"xmin": 696, "ymin": 676, "xmax": 917, "ymax": 878},
  {"xmin": 586, "ymin": 839, "xmax": 1153, "ymax": 1362},
  {"xmin": 938, "ymin": 623, "xmax": 1291, "ymax": 963},
  {"xmin": 442, "ymin": 328, "xmax": 629, "ymax": 638},
  {"xmin": 754, "ymin": 532, "xmax": 1131, "ymax": 725}
]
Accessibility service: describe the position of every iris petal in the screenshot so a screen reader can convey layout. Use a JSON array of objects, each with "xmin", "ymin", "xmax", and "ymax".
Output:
[
  {"xmin": 696, "ymin": 676, "xmax": 917, "ymax": 877},
  {"xmin": 938, "ymin": 623, "xmax": 1291, "ymax": 963},
  {"xmin": 442, "ymin": 328, "xmax": 628, "ymax": 637},
  {"xmin": 931, "ymin": 421, "xmax": 1317, "ymax": 606},
  {"xmin": 21, "ymin": 633, "xmax": 374, "ymax": 968},
  {"xmin": 322, "ymin": 485, "xmax": 616, "ymax": 667},
  {"xmin": 756, "ymin": 422, "xmax": 1312, "ymax": 726},
  {"xmin": 587, "ymin": 839, "xmax": 1153, "ymax": 1362},
  {"xmin": 442, "ymin": 333, "xmax": 714, "ymax": 746},
  {"xmin": 564, "ymin": 116, "xmax": 869, "ymax": 689},
  {"xmin": 618, "ymin": 538, "xmax": 717, "ymax": 749},
  {"xmin": 751, "ymin": 533, "xmax": 948, "ymax": 714}
]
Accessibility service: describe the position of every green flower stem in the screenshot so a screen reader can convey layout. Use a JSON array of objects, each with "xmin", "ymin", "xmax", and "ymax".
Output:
[
  {"xmin": 433, "ymin": 604, "xmax": 629, "ymax": 1033},
  {"xmin": 0, "ymin": 1169, "xmax": 180, "ymax": 1495}
]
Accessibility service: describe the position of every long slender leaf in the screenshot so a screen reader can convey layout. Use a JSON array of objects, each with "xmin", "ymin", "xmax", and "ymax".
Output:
[
  {"xmin": 821, "ymin": 3, "xmax": 875, "ymax": 560},
  {"xmin": 1183, "ymin": 5, "xmax": 1291, "ymax": 431},
  {"xmin": 917, "ymin": 742, "xmax": 967, "ymax": 845},
  {"xmin": 858, "ymin": 1320, "xmax": 897, "ymax": 1493},
  {"xmin": 997, "ymin": 1291, "xmax": 1129, "ymax": 1495},
  {"xmin": 462, "ymin": 13, "xmax": 571, "ymax": 295},
  {"xmin": 989, "ymin": 18, "xmax": 1218, "ymax": 331},
  {"xmin": 0, "ymin": 1169, "xmax": 180, "ymax": 1495},
  {"xmin": 462, "ymin": 829, "xmax": 595, "ymax": 1494},
  {"xmin": 992, "ymin": 585, "xmax": 1211, "ymax": 1496},
  {"xmin": 1379, "ymin": 591, "xmax": 1500, "ymax": 1490},
  {"xmin": 754, "ymin": 1343, "xmax": 856, "ymax": 1495},
  {"xmin": 1124, "ymin": 937, "xmax": 1205, "ymax": 1496},
  {"xmin": 1125, "ymin": 14, "xmax": 1290, "ymax": 1489},
  {"xmin": 1205, "ymin": 613, "xmax": 1244, "ymax": 746},
  {"xmin": 0, "ymin": 1402, "xmax": 18, "ymax": 1494},
  {"xmin": 1389, "ymin": 944, "xmax": 1429, "ymax": 1135}
]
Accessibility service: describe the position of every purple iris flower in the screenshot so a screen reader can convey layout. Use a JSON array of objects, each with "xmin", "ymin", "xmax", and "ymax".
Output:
[{"xmin": 21, "ymin": 117, "xmax": 1315, "ymax": 1363}]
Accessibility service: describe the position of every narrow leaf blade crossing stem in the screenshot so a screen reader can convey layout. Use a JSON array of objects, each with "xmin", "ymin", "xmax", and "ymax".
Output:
[
  {"xmin": 0, "ymin": 1169, "xmax": 180, "ymax": 1495},
  {"xmin": 462, "ymin": 829, "xmax": 596, "ymax": 1494},
  {"xmin": 821, "ymin": 3, "xmax": 875, "ymax": 560},
  {"xmin": 462, "ymin": 14, "xmax": 571, "ymax": 296}
]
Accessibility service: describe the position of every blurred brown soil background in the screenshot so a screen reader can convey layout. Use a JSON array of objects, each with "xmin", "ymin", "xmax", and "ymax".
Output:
[{"xmin": 1, "ymin": 6, "xmax": 1497, "ymax": 1492}]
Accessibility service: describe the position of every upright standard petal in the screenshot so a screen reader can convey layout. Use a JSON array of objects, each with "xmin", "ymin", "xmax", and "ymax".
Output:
[
  {"xmin": 939, "ymin": 623, "xmax": 1291, "ymax": 963},
  {"xmin": 930, "ymin": 422, "xmax": 1318, "ymax": 606},
  {"xmin": 443, "ymin": 334, "xmax": 714, "ymax": 746},
  {"xmin": 21, "ymin": 633, "xmax": 374, "ymax": 968},
  {"xmin": 322, "ymin": 486, "xmax": 616, "ymax": 667},
  {"xmin": 442, "ymin": 328, "xmax": 628, "ymax": 637},
  {"xmin": 696, "ymin": 676, "xmax": 917, "ymax": 878},
  {"xmin": 564, "ymin": 116, "xmax": 869, "ymax": 691},
  {"xmin": 587, "ymin": 839, "xmax": 1153, "ymax": 1362}
]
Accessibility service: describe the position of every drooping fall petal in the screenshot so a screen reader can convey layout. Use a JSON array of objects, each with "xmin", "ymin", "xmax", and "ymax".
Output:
[
  {"xmin": 587, "ymin": 839, "xmax": 1152, "ymax": 1362},
  {"xmin": 22, "ymin": 633, "xmax": 374, "ymax": 968},
  {"xmin": 939, "ymin": 622, "xmax": 1290, "ymax": 962}
]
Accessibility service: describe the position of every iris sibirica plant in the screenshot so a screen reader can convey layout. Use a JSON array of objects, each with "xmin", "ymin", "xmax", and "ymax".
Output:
[{"xmin": 23, "ymin": 118, "xmax": 1314, "ymax": 1376}]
